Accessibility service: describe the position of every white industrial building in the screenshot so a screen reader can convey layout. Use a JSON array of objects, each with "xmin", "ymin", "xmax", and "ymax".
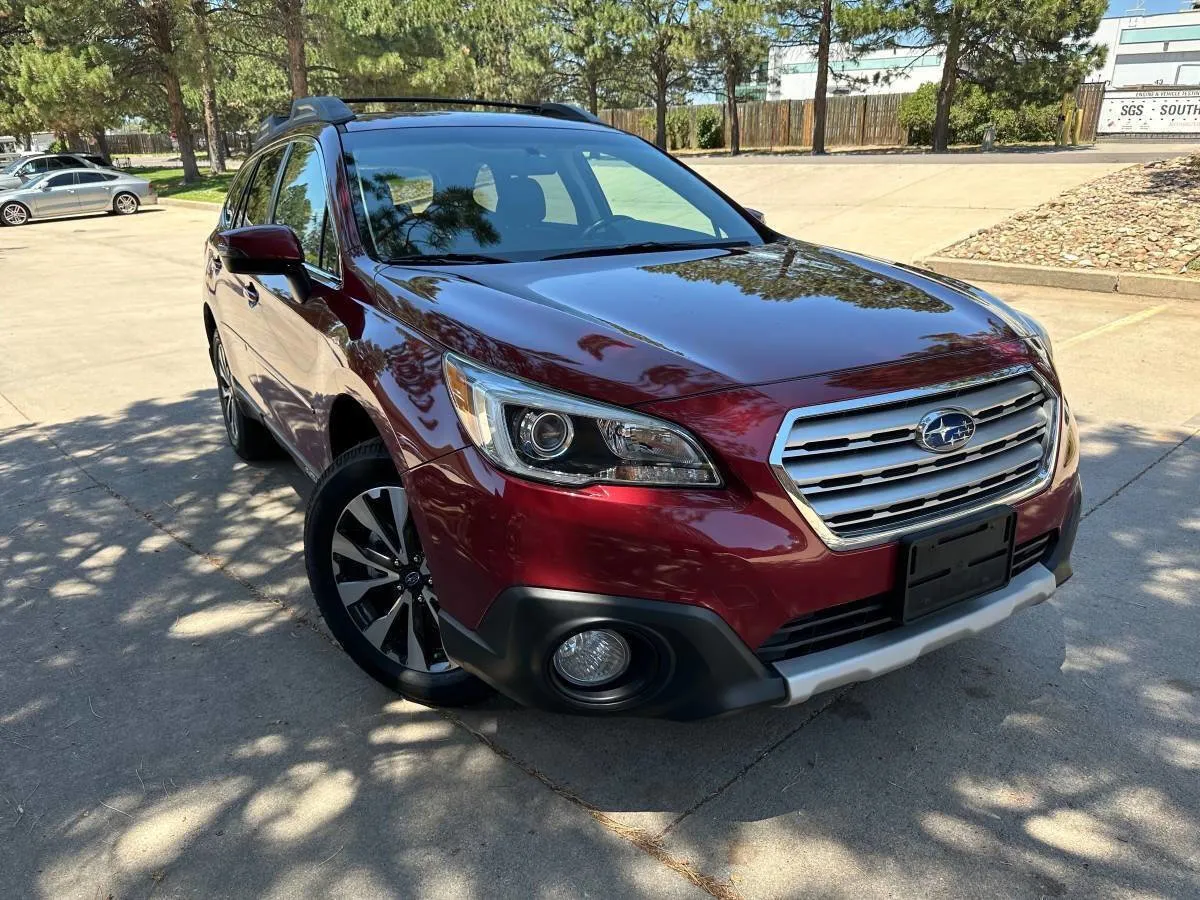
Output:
[{"xmin": 768, "ymin": 6, "xmax": 1200, "ymax": 100}]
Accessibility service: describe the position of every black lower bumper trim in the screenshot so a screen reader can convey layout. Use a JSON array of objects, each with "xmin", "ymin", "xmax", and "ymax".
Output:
[{"xmin": 440, "ymin": 588, "xmax": 786, "ymax": 720}]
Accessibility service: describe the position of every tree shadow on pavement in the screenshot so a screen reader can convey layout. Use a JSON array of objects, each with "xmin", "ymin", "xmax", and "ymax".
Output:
[
  {"xmin": 2, "ymin": 395, "xmax": 1196, "ymax": 898},
  {"xmin": 0, "ymin": 392, "xmax": 690, "ymax": 899}
]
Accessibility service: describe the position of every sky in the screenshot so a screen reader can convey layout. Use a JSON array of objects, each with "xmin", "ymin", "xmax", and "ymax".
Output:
[{"xmin": 1107, "ymin": 0, "xmax": 1194, "ymax": 16}]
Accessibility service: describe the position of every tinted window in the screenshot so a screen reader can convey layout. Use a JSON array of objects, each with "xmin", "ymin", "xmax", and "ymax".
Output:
[
  {"xmin": 319, "ymin": 213, "xmax": 339, "ymax": 274},
  {"xmin": 343, "ymin": 126, "xmax": 761, "ymax": 262},
  {"xmin": 272, "ymin": 141, "xmax": 329, "ymax": 265},
  {"xmin": 21, "ymin": 160, "xmax": 47, "ymax": 175},
  {"xmin": 76, "ymin": 172, "xmax": 108, "ymax": 185},
  {"xmin": 220, "ymin": 164, "xmax": 254, "ymax": 229},
  {"xmin": 46, "ymin": 157, "xmax": 75, "ymax": 170},
  {"xmin": 46, "ymin": 173, "xmax": 76, "ymax": 188},
  {"xmin": 242, "ymin": 147, "xmax": 286, "ymax": 226}
]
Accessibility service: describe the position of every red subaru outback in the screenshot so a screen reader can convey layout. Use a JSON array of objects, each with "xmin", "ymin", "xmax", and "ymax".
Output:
[{"xmin": 203, "ymin": 96, "xmax": 1081, "ymax": 719}]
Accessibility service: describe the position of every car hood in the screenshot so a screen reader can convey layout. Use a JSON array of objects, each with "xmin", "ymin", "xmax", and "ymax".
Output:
[
  {"xmin": 373, "ymin": 239, "xmax": 1022, "ymax": 406},
  {"xmin": 0, "ymin": 175, "xmax": 25, "ymax": 192}
]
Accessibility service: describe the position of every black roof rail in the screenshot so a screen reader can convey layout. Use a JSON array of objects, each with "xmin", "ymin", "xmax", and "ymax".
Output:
[
  {"xmin": 342, "ymin": 96, "xmax": 603, "ymax": 125},
  {"xmin": 253, "ymin": 94, "xmax": 602, "ymax": 150}
]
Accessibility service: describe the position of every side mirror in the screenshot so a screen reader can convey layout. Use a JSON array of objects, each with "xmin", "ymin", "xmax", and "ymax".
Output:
[
  {"xmin": 214, "ymin": 224, "xmax": 311, "ymax": 300},
  {"xmin": 745, "ymin": 207, "xmax": 766, "ymax": 224},
  {"xmin": 40, "ymin": 182, "xmax": 53, "ymax": 191}
]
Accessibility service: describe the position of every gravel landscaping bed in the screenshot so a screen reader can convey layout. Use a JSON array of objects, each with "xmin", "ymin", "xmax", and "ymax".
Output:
[{"xmin": 940, "ymin": 155, "xmax": 1200, "ymax": 276}]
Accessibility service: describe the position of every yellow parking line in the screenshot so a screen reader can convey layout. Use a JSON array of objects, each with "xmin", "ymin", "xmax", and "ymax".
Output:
[{"xmin": 1058, "ymin": 304, "xmax": 1172, "ymax": 349}]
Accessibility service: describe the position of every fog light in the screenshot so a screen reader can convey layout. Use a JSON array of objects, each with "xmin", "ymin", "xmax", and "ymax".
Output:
[{"xmin": 552, "ymin": 629, "xmax": 630, "ymax": 686}]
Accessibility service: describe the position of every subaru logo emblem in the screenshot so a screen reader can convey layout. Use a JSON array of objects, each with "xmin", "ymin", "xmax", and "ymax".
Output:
[{"xmin": 916, "ymin": 408, "xmax": 976, "ymax": 453}]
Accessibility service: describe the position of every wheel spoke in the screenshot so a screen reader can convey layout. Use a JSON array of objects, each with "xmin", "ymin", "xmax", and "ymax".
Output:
[
  {"xmin": 331, "ymin": 532, "xmax": 391, "ymax": 571},
  {"xmin": 384, "ymin": 487, "xmax": 411, "ymax": 559},
  {"xmin": 330, "ymin": 484, "xmax": 457, "ymax": 675},
  {"xmin": 335, "ymin": 571, "xmax": 399, "ymax": 607},
  {"xmin": 363, "ymin": 596, "xmax": 406, "ymax": 649},
  {"xmin": 343, "ymin": 494, "xmax": 402, "ymax": 558},
  {"xmin": 405, "ymin": 602, "xmax": 429, "ymax": 670}
]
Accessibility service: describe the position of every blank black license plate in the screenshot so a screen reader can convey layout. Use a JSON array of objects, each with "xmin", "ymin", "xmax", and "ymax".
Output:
[{"xmin": 901, "ymin": 508, "xmax": 1016, "ymax": 623}]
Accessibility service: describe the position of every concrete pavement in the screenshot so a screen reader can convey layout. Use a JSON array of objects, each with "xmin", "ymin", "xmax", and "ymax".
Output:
[
  {"xmin": 2, "ymin": 183, "xmax": 1198, "ymax": 898},
  {"xmin": 691, "ymin": 158, "xmax": 1129, "ymax": 263}
]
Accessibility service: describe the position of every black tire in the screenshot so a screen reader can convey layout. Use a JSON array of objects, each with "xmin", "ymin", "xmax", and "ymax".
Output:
[
  {"xmin": 304, "ymin": 439, "xmax": 490, "ymax": 707},
  {"xmin": 210, "ymin": 331, "xmax": 279, "ymax": 461},
  {"xmin": 1, "ymin": 201, "xmax": 30, "ymax": 226},
  {"xmin": 112, "ymin": 191, "xmax": 140, "ymax": 215}
]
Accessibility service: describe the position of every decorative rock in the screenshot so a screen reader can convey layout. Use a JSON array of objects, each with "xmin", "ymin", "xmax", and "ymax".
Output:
[{"xmin": 941, "ymin": 155, "xmax": 1200, "ymax": 279}]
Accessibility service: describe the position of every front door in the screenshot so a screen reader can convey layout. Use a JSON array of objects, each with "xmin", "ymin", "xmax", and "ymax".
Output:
[
  {"xmin": 210, "ymin": 144, "xmax": 288, "ymax": 416},
  {"xmin": 252, "ymin": 138, "xmax": 341, "ymax": 467},
  {"xmin": 31, "ymin": 172, "xmax": 80, "ymax": 217}
]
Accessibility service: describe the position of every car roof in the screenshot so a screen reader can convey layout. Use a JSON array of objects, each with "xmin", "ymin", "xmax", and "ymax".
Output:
[{"xmin": 341, "ymin": 109, "xmax": 610, "ymax": 135}]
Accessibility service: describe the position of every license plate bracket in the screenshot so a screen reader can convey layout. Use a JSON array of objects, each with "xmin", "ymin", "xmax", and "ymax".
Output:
[{"xmin": 901, "ymin": 507, "xmax": 1016, "ymax": 623}]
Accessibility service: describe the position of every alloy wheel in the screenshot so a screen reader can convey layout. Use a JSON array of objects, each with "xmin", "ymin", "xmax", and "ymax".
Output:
[
  {"xmin": 2, "ymin": 203, "xmax": 28, "ymax": 226},
  {"xmin": 330, "ymin": 485, "xmax": 456, "ymax": 674},
  {"xmin": 115, "ymin": 193, "xmax": 139, "ymax": 214},
  {"xmin": 215, "ymin": 340, "xmax": 239, "ymax": 444}
]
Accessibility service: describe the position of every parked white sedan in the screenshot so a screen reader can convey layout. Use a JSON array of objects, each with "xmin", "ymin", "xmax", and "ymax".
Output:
[{"xmin": 0, "ymin": 169, "xmax": 157, "ymax": 225}]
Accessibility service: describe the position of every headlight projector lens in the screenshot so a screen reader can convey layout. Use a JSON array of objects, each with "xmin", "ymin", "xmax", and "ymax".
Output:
[
  {"xmin": 519, "ymin": 410, "xmax": 574, "ymax": 459},
  {"xmin": 552, "ymin": 629, "xmax": 631, "ymax": 686}
]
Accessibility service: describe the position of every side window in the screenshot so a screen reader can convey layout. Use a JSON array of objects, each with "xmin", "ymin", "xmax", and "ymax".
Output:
[
  {"xmin": 220, "ymin": 164, "xmax": 254, "ymax": 229},
  {"xmin": 241, "ymin": 146, "xmax": 286, "ymax": 226},
  {"xmin": 531, "ymin": 173, "xmax": 577, "ymax": 225},
  {"xmin": 76, "ymin": 172, "xmax": 107, "ymax": 185},
  {"xmin": 271, "ymin": 141, "xmax": 331, "ymax": 267},
  {"xmin": 46, "ymin": 173, "xmax": 76, "ymax": 188},
  {"xmin": 585, "ymin": 151, "xmax": 715, "ymax": 235},
  {"xmin": 47, "ymin": 157, "xmax": 74, "ymax": 171},
  {"xmin": 473, "ymin": 165, "xmax": 497, "ymax": 212},
  {"xmin": 318, "ymin": 213, "xmax": 339, "ymax": 274}
]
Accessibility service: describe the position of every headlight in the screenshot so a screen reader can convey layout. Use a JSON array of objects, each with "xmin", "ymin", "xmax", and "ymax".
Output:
[{"xmin": 443, "ymin": 353, "xmax": 721, "ymax": 487}]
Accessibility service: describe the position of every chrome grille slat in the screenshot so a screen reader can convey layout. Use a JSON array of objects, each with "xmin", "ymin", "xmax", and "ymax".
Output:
[
  {"xmin": 781, "ymin": 375, "xmax": 1044, "ymax": 453},
  {"xmin": 811, "ymin": 442, "xmax": 1045, "ymax": 520},
  {"xmin": 786, "ymin": 401, "xmax": 1050, "ymax": 492},
  {"xmin": 769, "ymin": 367, "xmax": 1060, "ymax": 547}
]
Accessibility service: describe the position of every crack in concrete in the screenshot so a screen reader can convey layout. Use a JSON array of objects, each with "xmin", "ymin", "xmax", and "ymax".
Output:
[
  {"xmin": 441, "ymin": 709, "xmax": 746, "ymax": 900},
  {"xmin": 1082, "ymin": 426, "xmax": 1199, "ymax": 521},
  {"xmin": 655, "ymin": 688, "xmax": 851, "ymax": 842}
]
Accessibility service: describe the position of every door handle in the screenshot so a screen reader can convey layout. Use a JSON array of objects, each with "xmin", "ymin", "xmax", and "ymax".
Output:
[{"xmin": 245, "ymin": 283, "xmax": 260, "ymax": 307}]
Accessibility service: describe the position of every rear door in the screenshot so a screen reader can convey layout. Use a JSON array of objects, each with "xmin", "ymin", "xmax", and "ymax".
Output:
[
  {"xmin": 31, "ymin": 172, "xmax": 80, "ymax": 217},
  {"xmin": 75, "ymin": 171, "xmax": 117, "ymax": 212}
]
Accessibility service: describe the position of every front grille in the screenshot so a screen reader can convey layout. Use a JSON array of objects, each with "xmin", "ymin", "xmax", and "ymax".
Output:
[
  {"xmin": 756, "ymin": 529, "xmax": 1058, "ymax": 664},
  {"xmin": 772, "ymin": 368, "xmax": 1059, "ymax": 547}
]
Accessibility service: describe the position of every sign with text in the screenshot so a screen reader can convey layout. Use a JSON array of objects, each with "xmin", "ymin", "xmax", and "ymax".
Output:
[{"xmin": 1099, "ymin": 88, "xmax": 1200, "ymax": 134}]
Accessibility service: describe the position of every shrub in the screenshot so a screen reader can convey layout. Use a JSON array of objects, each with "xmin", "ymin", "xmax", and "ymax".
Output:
[
  {"xmin": 695, "ymin": 106, "xmax": 723, "ymax": 150},
  {"xmin": 666, "ymin": 108, "xmax": 691, "ymax": 150},
  {"xmin": 898, "ymin": 82, "xmax": 1063, "ymax": 146}
]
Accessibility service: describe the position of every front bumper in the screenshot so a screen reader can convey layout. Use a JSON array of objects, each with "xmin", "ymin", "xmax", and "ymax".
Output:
[{"xmin": 441, "ymin": 485, "xmax": 1080, "ymax": 719}]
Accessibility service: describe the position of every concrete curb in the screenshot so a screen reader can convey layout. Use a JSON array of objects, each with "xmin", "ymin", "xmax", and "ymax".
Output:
[
  {"xmin": 917, "ymin": 256, "xmax": 1200, "ymax": 300},
  {"xmin": 158, "ymin": 197, "xmax": 221, "ymax": 210}
]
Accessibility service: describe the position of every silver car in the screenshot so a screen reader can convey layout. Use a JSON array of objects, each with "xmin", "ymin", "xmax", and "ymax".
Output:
[{"xmin": 0, "ymin": 169, "xmax": 157, "ymax": 226}]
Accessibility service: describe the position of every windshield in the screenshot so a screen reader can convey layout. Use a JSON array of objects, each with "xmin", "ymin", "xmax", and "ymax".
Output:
[
  {"xmin": 342, "ymin": 125, "xmax": 764, "ymax": 263},
  {"xmin": 1, "ymin": 158, "xmax": 27, "ymax": 175}
]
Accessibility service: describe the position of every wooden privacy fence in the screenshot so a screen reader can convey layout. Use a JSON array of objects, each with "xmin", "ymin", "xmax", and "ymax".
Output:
[
  {"xmin": 600, "ymin": 94, "xmax": 913, "ymax": 151},
  {"xmin": 1073, "ymin": 82, "xmax": 1104, "ymax": 144}
]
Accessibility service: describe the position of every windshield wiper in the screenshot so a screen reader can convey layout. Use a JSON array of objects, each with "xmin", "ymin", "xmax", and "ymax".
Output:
[
  {"xmin": 387, "ymin": 253, "xmax": 509, "ymax": 265},
  {"xmin": 543, "ymin": 239, "xmax": 752, "ymax": 261}
]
